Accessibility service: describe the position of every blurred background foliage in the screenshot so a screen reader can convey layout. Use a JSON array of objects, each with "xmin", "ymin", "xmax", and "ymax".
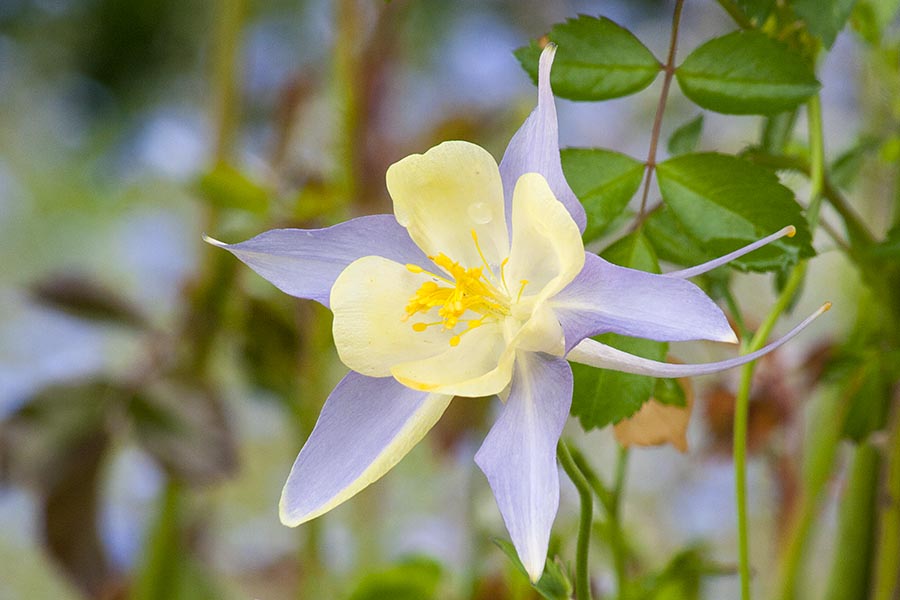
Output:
[{"xmin": 0, "ymin": 0, "xmax": 898, "ymax": 599}]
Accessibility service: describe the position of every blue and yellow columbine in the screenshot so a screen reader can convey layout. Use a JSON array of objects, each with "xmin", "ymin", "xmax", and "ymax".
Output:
[{"xmin": 205, "ymin": 44, "xmax": 828, "ymax": 582}]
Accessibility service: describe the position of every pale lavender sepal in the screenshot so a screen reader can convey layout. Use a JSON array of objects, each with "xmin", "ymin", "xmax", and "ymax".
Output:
[
  {"xmin": 665, "ymin": 226, "xmax": 797, "ymax": 279},
  {"xmin": 204, "ymin": 215, "xmax": 428, "ymax": 307},
  {"xmin": 566, "ymin": 303, "xmax": 830, "ymax": 377},
  {"xmin": 499, "ymin": 44, "xmax": 587, "ymax": 234},
  {"xmin": 280, "ymin": 371, "xmax": 451, "ymax": 526},
  {"xmin": 474, "ymin": 351, "xmax": 573, "ymax": 583},
  {"xmin": 551, "ymin": 253, "xmax": 738, "ymax": 352}
]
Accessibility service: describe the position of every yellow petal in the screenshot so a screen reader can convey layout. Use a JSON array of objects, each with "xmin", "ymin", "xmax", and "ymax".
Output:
[
  {"xmin": 331, "ymin": 256, "xmax": 449, "ymax": 377},
  {"xmin": 505, "ymin": 173, "xmax": 584, "ymax": 304},
  {"xmin": 390, "ymin": 322, "xmax": 515, "ymax": 397},
  {"xmin": 387, "ymin": 141, "xmax": 509, "ymax": 269}
]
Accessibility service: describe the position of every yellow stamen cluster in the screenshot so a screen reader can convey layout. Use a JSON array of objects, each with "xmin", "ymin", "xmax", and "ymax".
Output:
[{"xmin": 403, "ymin": 230, "xmax": 527, "ymax": 346}]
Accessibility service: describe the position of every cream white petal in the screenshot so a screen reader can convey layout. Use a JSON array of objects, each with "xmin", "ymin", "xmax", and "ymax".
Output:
[
  {"xmin": 390, "ymin": 322, "xmax": 515, "ymax": 397},
  {"xmin": 505, "ymin": 173, "xmax": 585, "ymax": 304},
  {"xmin": 386, "ymin": 141, "xmax": 510, "ymax": 269},
  {"xmin": 331, "ymin": 256, "xmax": 449, "ymax": 377}
]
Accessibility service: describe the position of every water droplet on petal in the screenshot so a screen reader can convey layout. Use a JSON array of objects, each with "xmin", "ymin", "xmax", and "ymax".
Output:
[{"xmin": 467, "ymin": 202, "xmax": 492, "ymax": 224}]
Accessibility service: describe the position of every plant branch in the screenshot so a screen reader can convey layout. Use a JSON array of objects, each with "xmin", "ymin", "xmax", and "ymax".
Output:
[{"xmin": 637, "ymin": 0, "xmax": 684, "ymax": 218}]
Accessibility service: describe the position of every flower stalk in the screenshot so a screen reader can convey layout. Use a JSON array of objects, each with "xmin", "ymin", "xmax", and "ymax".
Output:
[{"xmin": 557, "ymin": 441, "xmax": 594, "ymax": 600}]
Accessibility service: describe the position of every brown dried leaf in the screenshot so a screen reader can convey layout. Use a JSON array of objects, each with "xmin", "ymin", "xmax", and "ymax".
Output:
[{"xmin": 614, "ymin": 378, "xmax": 694, "ymax": 452}]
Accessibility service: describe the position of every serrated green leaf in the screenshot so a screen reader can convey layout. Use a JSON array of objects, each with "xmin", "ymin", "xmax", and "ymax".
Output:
[
  {"xmin": 515, "ymin": 16, "xmax": 661, "ymax": 102},
  {"xmin": 676, "ymin": 31, "xmax": 820, "ymax": 115},
  {"xmin": 643, "ymin": 205, "xmax": 714, "ymax": 268},
  {"xmin": 793, "ymin": 0, "xmax": 857, "ymax": 48},
  {"xmin": 197, "ymin": 162, "xmax": 269, "ymax": 214},
  {"xmin": 656, "ymin": 152, "xmax": 815, "ymax": 271},
  {"xmin": 561, "ymin": 147, "xmax": 644, "ymax": 242},
  {"xmin": 571, "ymin": 233, "xmax": 668, "ymax": 430},
  {"xmin": 667, "ymin": 115, "xmax": 704, "ymax": 156}
]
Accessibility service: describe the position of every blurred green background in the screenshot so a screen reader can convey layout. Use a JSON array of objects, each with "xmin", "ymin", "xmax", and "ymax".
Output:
[{"xmin": 0, "ymin": 0, "xmax": 896, "ymax": 599}]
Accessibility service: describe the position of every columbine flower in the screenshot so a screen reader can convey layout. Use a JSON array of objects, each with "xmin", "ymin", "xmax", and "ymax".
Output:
[{"xmin": 205, "ymin": 44, "xmax": 827, "ymax": 581}]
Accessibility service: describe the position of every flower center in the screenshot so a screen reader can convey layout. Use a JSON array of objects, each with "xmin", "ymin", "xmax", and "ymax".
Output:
[{"xmin": 403, "ymin": 231, "xmax": 527, "ymax": 347}]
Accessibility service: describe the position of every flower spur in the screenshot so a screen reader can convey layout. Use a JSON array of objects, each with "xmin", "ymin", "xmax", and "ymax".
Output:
[{"xmin": 205, "ymin": 44, "xmax": 828, "ymax": 582}]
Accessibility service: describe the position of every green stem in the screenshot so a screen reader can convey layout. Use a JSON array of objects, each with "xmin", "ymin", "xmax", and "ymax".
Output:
[
  {"xmin": 823, "ymin": 443, "xmax": 881, "ymax": 600},
  {"xmin": 872, "ymin": 402, "xmax": 900, "ymax": 600},
  {"xmin": 570, "ymin": 446, "xmax": 614, "ymax": 512},
  {"xmin": 734, "ymin": 264, "xmax": 808, "ymax": 600},
  {"xmin": 331, "ymin": 0, "xmax": 363, "ymax": 218},
  {"xmin": 733, "ymin": 352, "xmax": 753, "ymax": 600},
  {"xmin": 610, "ymin": 446, "xmax": 630, "ymax": 600},
  {"xmin": 774, "ymin": 390, "xmax": 851, "ymax": 600},
  {"xmin": 211, "ymin": 0, "xmax": 245, "ymax": 166},
  {"xmin": 764, "ymin": 93, "xmax": 831, "ymax": 600},
  {"xmin": 805, "ymin": 95, "xmax": 826, "ymax": 228},
  {"xmin": 131, "ymin": 480, "xmax": 183, "ymax": 600},
  {"xmin": 557, "ymin": 441, "xmax": 594, "ymax": 600},
  {"xmin": 734, "ymin": 92, "xmax": 826, "ymax": 600}
]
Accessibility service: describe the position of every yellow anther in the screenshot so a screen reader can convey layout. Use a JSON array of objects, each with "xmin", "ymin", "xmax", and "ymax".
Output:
[
  {"xmin": 517, "ymin": 279, "xmax": 529, "ymax": 302},
  {"xmin": 404, "ymin": 241, "xmax": 517, "ymax": 347}
]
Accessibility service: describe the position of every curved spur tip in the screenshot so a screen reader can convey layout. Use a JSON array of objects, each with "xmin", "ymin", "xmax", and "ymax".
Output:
[
  {"xmin": 785, "ymin": 225, "xmax": 797, "ymax": 238},
  {"xmin": 201, "ymin": 234, "xmax": 226, "ymax": 247}
]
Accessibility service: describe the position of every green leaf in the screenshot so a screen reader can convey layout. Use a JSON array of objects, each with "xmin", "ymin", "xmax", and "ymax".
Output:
[
  {"xmin": 667, "ymin": 115, "xmax": 704, "ymax": 156},
  {"xmin": 676, "ymin": 31, "xmax": 820, "ymax": 115},
  {"xmin": 851, "ymin": 0, "xmax": 900, "ymax": 44},
  {"xmin": 561, "ymin": 148, "xmax": 644, "ymax": 242},
  {"xmin": 829, "ymin": 352, "xmax": 894, "ymax": 441},
  {"xmin": 29, "ymin": 273, "xmax": 147, "ymax": 328},
  {"xmin": 515, "ymin": 16, "xmax": 661, "ymax": 102},
  {"xmin": 347, "ymin": 557, "xmax": 443, "ymax": 600},
  {"xmin": 631, "ymin": 547, "xmax": 718, "ymax": 600},
  {"xmin": 656, "ymin": 152, "xmax": 815, "ymax": 271},
  {"xmin": 736, "ymin": 0, "xmax": 777, "ymax": 22},
  {"xmin": 492, "ymin": 539, "xmax": 573, "ymax": 600},
  {"xmin": 830, "ymin": 137, "xmax": 880, "ymax": 190},
  {"xmin": 571, "ymin": 233, "xmax": 668, "ymax": 430},
  {"xmin": 653, "ymin": 377, "xmax": 687, "ymax": 408},
  {"xmin": 196, "ymin": 162, "xmax": 269, "ymax": 214},
  {"xmin": 793, "ymin": 0, "xmax": 857, "ymax": 48},
  {"xmin": 643, "ymin": 205, "xmax": 714, "ymax": 268}
]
